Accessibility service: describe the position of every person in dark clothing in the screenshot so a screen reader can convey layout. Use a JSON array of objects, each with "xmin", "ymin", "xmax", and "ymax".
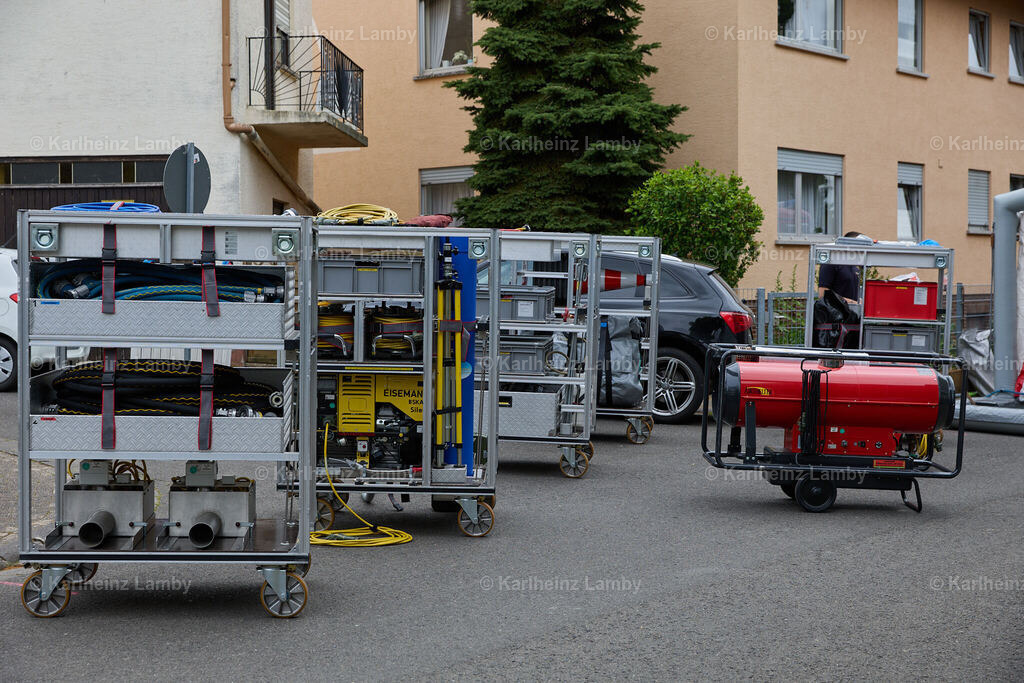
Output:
[{"xmin": 818, "ymin": 231, "xmax": 868, "ymax": 303}]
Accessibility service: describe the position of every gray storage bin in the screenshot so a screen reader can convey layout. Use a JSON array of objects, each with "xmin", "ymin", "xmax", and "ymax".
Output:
[
  {"xmin": 478, "ymin": 285, "xmax": 555, "ymax": 322},
  {"xmin": 477, "ymin": 334, "xmax": 554, "ymax": 375},
  {"xmin": 862, "ymin": 325, "xmax": 938, "ymax": 352},
  {"xmin": 318, "ymin": 257, "xmax": 424, "ymax": 295}
]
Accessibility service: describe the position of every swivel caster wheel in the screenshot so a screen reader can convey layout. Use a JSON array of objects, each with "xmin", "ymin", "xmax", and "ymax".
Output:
[
  {"xmin": 579, "ymin": 440, "xmax": 595, "ymax": 461},
  {"xmin": 329, "ymin": 492, "xmax": 350, "ymax": 511},
  {"xmin": 794, "ymin": 475, "xmax": 836, "ymax": 513},
  {"xmin": 21, "ymin": 570, "xmax": 71, "ymax": 618},
  {"xmin": 259, "ymin": 571, "xmax": 308, "ymax": 618},
  {"xmin": 314, "ymin": 497, "xmax": 335, "ymax": 531},
  {"xmin": 66, "ymin": 562, "xmax": 99, "ymax": 585},
  {"xmin": 457, "ymin": 500, "xmax": 495, "ymax": 537},
  {"xmin": 560, "ymin": 449, "xmax": 590, "ymax": 479},
  {"xmin": 626, "ymin": 419, "xmax": 652, "ymax": 445}
]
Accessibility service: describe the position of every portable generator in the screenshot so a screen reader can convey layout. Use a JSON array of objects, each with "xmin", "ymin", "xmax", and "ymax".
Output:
[{"xmin": 703, "ymin": 345, "xmax": 965, "ymax": 513}]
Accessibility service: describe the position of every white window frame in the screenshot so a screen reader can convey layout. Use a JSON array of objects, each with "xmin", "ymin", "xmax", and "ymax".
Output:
[
  {"xmin": 968, "ymin": 9, "xmax": 992, "ymax": 76},
  {"xmin": 897, "ymin": 0, "xmax": 924, "ymax": 73},
  {"xmin": 897, "ymin": 162, "xmax": 924, "ymax": 242},
  {"xmin": 776, "ymin": 149, "xmax": 844, "ymax": 243},
  {"xmin": 777, "ymin": 0, "xmax": 845, "ymax": 57},
  {"xmin": 420, "ymin": 166, "xmax": 474, "ymax": 220},
  {"xmin": 1010, "ymin": 22, "xmax": 1024, "ymax": 84},
  {"xmin": 967, "ymin": 169, "xmax": 991, "ymax": 234},
  {"xmin": 418, "ymin": 0, "xmax": 474, "ymax": 77}
]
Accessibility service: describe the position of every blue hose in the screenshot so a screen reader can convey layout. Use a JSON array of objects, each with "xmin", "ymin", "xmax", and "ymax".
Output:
[{"xmin": 51, "ymin": 201, "xmax": 160, "ymax": 213}]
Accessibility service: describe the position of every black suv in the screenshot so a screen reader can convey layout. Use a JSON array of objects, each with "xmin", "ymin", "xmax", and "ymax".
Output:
[{"xmin": 598, "ymin": 253, "xmax": 752, "ymax": 423}]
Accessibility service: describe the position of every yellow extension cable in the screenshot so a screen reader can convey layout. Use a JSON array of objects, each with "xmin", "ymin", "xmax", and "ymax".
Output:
[
  {"xmin": 309, "ymin": 424, "xmax": 413, "ymax": 548},
  {"xmin": 317, "ymin": 204, "xmax": 400, "ymax": 224}
]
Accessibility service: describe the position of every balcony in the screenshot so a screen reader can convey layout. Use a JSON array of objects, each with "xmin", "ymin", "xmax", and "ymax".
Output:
[{"xmin": 247, "ymin": 34, "xmax": 367, "ymax": 148}]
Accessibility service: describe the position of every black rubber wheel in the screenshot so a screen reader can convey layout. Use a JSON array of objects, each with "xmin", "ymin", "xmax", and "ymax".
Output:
[
  {"xmin": 0, "ymin": 337, "xmax": 16, "ymax": 392},
  {"xmin": 654, "ymin": 348, "xmax": 703, "ymax": 424},
  {"xmin": 780, "ymin": 482, "xmax": 796, "ymax": 499},
  {"xmin": 794, "ymin": 475, "xmax": 837, "ymax": 513},
  {"xmin": 431, "ymin": 497, "xmax": 459, "ymax": 513}
]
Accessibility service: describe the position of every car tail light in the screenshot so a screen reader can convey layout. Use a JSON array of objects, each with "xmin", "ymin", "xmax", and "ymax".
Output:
[
  {"xmin": 720, "ymin": 310, "xmax": 752, "ymax": 335},
  {"xmin": 8, "ymin": 293, "xmax": 17, "ymax": 303}
]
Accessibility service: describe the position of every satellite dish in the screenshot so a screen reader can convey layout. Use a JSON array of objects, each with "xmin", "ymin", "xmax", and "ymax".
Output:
[{"xmin": 163, "ymin": 142, "xmax": 211, "ymax": 213}]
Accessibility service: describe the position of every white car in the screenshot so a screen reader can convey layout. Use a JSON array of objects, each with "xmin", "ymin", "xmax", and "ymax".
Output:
[{"xmin": 0, "ymin": 248, "xmax": 88, "ymax": 391}]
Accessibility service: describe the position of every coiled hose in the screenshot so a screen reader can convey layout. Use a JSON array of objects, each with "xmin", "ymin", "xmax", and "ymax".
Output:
[
  {"xmin": 49, "ymin": 361, "xmax": 279, "ymax": 416},
  {"xmin": 36, "ymin": 259, "xmax": 284, "ymax": 302},
  {"xmin": 317, "ymin": 303, "xmax": 354, "ymax": 354},
  {"xmin": 309, "ymin": 423, "xmax": 413, "ymax": 547},
  {"xmin": 52, "ymin": 201, "xmax": 160, "ymax": 213},
  {"xmin": 317, "ymin": 204, "xmax": 399, "ymax": 225},
  {"xmin": 372, "ymin": 308, "xmax": 423, "ymax": 356}
]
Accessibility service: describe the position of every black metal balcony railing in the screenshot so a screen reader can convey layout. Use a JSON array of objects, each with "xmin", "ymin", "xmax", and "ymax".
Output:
[{"xmin": 248, "ymin": 34, "xmax": 364, "ymax": 132}]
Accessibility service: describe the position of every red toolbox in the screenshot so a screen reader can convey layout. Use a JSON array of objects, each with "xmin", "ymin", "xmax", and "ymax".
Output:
[{"xmin": 863, "ymin": 280, "xmax": 938, "ymax": 320}]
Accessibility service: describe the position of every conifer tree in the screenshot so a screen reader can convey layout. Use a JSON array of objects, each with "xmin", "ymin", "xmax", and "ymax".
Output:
[{"xmin": 447, "ymin": 0, "xmax": 688, "ymax": 232}]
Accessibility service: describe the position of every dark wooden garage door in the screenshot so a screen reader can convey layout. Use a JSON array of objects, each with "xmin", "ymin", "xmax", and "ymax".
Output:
[{"xmin": 0, "ymin": 183, "xmax": 169, "ymax": 247}]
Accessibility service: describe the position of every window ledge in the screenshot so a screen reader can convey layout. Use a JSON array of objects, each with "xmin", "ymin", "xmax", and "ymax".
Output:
[
  {"xmin": 414, "ymin": 65, "xmax": 471, "ymax": 81},
  {"xmin": 775, "ymin": 38, "xmax": 849, "ymax": 61},
  {"xmin": 775, "ymin": 234, "xmax": 840, "ymax": 245},
  {"xmin": 1010, "ymin": 76, "xmax": 1024, "ymax": 87},
  {"xmin": 967, "ymin": 225, "xmax": 993, "ymax": 235},
  {"xmin": 897, "ymin": 66, "xmax": 929, "ymax": 79},
  {"xmin": 967, "ymin": 67, "xmax": 996, "ymax": 79}
]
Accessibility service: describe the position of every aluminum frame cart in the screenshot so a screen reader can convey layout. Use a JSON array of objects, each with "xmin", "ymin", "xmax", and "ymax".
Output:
[
  {"xmin": 17, "ymin": 210, "xmax": 315, "ymax": 618},
  {"xmin": 304, "ymin": 224, "xmax": 500, "ymax": 536},
  {"xmin": 481, "ymin": 231, "xmax": 600, "ymax": 478},
  {"xmin": 594, "ymin": 235, "xmax": 661, "ymax": 445},
  {"xmin": 702, "ymin": 344, "xmax": 965, "ymax": 513},
  {"xmin": 804, "ymin": 240, "xmax": 955, "ymax": 353}
]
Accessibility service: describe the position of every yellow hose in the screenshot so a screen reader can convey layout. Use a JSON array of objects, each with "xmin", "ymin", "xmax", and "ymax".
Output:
[
  {"xmin": 309, "ymin": 423, "xmax": 413, "ymax": 547},
  {"xmin": 317, "ymin": 204, "xmax": 399, "ymax": 224}
]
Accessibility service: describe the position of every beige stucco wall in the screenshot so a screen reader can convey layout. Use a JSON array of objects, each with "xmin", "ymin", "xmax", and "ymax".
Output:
[{"xmin": 312, "ymin": 0, "xmax": 1022, "ymax": 288}]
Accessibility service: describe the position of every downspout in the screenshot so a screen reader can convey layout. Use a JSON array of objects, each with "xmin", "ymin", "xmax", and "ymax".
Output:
[
  {"xmin": 221, "ymin": 0, "xmax": 321, "ymax": 214},
  {"xmin": 991, "ymin": 189, "xmax": 1024, "ymax": 391}
]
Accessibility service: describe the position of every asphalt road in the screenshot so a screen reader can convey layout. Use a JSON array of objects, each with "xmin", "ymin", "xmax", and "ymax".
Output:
[{"xmin": 0, "ymin": 405, "xmax": 1022, "ymax": 681}]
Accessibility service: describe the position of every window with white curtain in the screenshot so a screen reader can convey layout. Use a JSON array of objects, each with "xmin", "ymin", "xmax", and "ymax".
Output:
[
  {"xmin": 968, "ymin": 169, "xmax": 991, "ymax": 232},
  {"xmin": 897, "ymin": 0, "xmax": 922, "ymax": 70},
  {"xmin": 420, "ymin": 167, "xmax": 474, "ymax": 224},
  {"xmin": 897, "ymin": 163, "xmax": 923, "ymax": 242},
  {"xmin": 969, "ymin": 10, "xmax": 990, "ymax": 73},
  {"xmin": 421, "ymin": 0, "xmax": 473, "ymax": 72},
  {"xmin": 778, "ymin": 0, "xmax": 843, "ymax": 52},
  {"xmin": 777, "ymin": 149, "xmax": 843, "ymax": 238},
  {"xmin": 1010, "ymin": 23, "xmax": 1024, "ymax": 81}
]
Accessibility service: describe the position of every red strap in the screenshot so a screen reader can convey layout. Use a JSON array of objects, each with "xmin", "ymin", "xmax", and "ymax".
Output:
[
  {"xmin": 101, "ymin": 349, "xmax": 117, "ymax": 449},
  {"xmin": 200, "ymin": 226, "xmax": 220, "ymax": 317},
  {"xmin": 101, "ymin": 223, "xmax": 116, "ymax": 314},
  {"xmin": 198, "ymin": 350, "xmax": 215, "ymax": 450}
]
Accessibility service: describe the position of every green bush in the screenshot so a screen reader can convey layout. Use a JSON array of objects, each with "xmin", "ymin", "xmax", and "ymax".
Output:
[{"xmin": 627, "ymin": 162, "xmax": 763, "ymax": 286}]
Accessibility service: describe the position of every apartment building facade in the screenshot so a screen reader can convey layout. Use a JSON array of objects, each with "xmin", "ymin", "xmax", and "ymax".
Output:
[
  {"xmin": 312, "ymin": 0, "xmax": 1021, "ymax": 287},
  {"xmin": 0, "ymin": 0, "xmax": 366, "ymax": 244}
]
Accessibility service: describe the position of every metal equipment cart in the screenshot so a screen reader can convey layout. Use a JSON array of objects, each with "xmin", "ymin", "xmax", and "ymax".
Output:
[
  {"xmin": 304, "ymin": 224, "xmax": 500, "ymax": 536},
  {"xmin": 594, "ymin": 235, "xmax": 662, "ymax": 445},
  {"xmin": 16, "ymin": 210, "xmax": 315, "ymax": 617},
  {"xmin": 702, "ymin": 344, "xmax": 965, "ymax": 513},
  {"xmin": 479, "ymin": 231, "xmax": 600, "ymax": 478},
  {"xmin": 804, "ymin": 240, "xmax": 955, "ymax": 354}
]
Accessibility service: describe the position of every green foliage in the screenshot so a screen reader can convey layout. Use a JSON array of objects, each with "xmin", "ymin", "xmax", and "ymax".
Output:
[
  {"xmin": 627, "ymin": 162, "xmax": 764, "ymax": 287},
  {"xmin": 446, "ymin": 0, "xmax": 688, "ymax": 232}
]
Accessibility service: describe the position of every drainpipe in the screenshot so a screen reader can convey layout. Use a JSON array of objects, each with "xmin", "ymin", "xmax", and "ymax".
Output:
[
  {"xmin": 221, "ymin": 0, "xmax": 321, "ymax": 214},
  {"xmin": 991, "ymin": 189, "xmax": 1024, "ymax": 392}
]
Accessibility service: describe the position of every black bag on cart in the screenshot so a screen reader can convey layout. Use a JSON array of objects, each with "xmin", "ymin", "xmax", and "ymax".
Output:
[
  {"xmin": 597, "ymin": 316, "xmax": 644, "ymax": 408},
  {"xmin": 813, "ymin": 290, "xmax": 860, "ymax": 349}
]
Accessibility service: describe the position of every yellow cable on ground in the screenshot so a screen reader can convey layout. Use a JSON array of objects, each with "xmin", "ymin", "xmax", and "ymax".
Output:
[
  {"xmin": 309, "ymin": 424, "xmax": 413, "ymax": 548},
  {"xmin": 317, "ymin": 204, "xmax": 399, "ymax": 224}
]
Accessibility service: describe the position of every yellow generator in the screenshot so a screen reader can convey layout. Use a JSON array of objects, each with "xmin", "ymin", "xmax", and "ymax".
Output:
[{"xmin": 326, "ymin": 373, "xmax": 424, "ymax": 470}]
